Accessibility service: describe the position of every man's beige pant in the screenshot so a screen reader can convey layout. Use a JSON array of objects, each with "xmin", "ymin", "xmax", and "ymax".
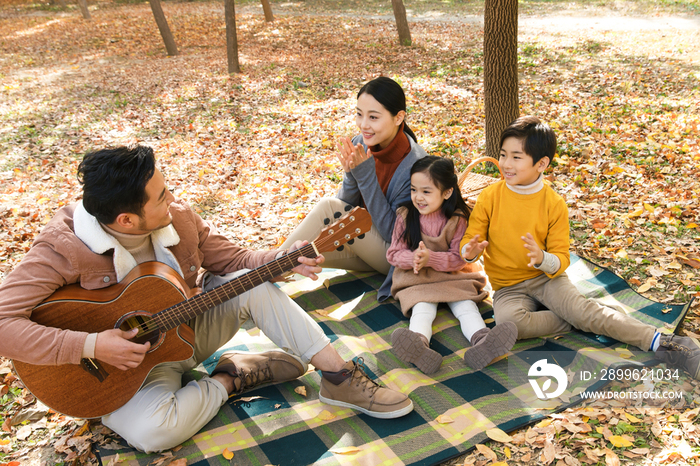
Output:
[
  {"xmin": 102, "ymin": 270, "xmax": 330, "ymax": 453},
  {"xmin": 281, "ymin": 198, "xmax": 391, "ymax": 274},
  {"xmin": 493, "ymin": 272, "xmax": 656, "ymax": 351}
]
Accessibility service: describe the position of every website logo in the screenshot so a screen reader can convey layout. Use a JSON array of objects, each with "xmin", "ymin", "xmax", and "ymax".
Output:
[{"xmin": 528, "ymin": 359, "xmax": 568, "ymax": 399}]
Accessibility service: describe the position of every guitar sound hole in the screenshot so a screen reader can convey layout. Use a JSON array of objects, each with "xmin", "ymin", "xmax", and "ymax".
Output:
[{"xmin": 117, "ymin": 311, "xmax": 165, "ymax": 351}]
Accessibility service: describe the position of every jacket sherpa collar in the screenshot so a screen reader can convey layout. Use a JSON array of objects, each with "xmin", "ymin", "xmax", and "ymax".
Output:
[{"xmin": 73, "ymin": 200, "xmax": 184, "ymax": 283}]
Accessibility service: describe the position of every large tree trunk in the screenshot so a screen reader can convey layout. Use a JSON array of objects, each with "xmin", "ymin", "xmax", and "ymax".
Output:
[
  {"xmin": 224, "ymin": 0, "xmax": 241, "ymax": 73},
  {"xmin": 261, "ymin": 0, "xmax": 274, "ymax": 22},
  {"xmin": 483, "ymin": 0, "xmax": 519, "ymax": 158},
  {"xmin": 76, "ymin": 0, "xmax": 91, "ymax": 19},
  {"xmin": 148, "ymin": 0, "xmax": 179, "ymax": 56},
  {"xmin": 390, "ymin": 0, "xmax": 411, "ymax": 46}
]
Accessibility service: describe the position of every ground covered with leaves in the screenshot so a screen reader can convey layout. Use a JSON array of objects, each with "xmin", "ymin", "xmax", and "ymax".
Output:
[{"xmin": 1, "ymin": 0, "xmax": 699, "ymax": 464}]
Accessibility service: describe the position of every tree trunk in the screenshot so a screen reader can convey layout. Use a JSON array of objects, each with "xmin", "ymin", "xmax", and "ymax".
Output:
[
  {"xmin": 224, "ymin": 0, "xmax": 241, "ymax": 73},
  {"xmin": 483, "ymin": 0, "xmax": 519, "ymax": 158},
  {"xmin": 390, "ymin": 0, "xmax": 411, "ymax": 46},
  {"xmin": 148, "ymin": 0, "xmax": 179, "ymax": 56},
  {"xmin": 76, "ymin": 0, "xmax": 91, "ymax": 20},
  {"xmin": 261, "ymin": 0, "xmax": 274, "ymax": 22}
]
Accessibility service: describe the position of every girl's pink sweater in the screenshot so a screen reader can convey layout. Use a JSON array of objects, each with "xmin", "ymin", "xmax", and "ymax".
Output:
[{"xmin": 386, "ymin": 210, "xmax": 467, "ymax": 272}]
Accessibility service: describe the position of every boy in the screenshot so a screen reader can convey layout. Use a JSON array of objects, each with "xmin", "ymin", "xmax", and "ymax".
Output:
[{"xmin": 460, "ymin": 115, "xmax": 700, "ymax": 379}]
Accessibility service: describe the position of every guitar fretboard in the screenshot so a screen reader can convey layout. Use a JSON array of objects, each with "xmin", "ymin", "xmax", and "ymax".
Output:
[{"xmin": 153, "ymin": 244, "xmax": 316, "ymax": 332}]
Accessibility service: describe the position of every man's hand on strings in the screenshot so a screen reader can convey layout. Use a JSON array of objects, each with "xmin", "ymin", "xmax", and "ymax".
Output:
[{"xmin": 289, "ymin": 240, "xmax": 325, "ymax": 280}]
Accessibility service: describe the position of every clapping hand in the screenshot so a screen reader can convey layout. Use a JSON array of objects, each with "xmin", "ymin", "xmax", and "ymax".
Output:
[
  {"xmin": 460, "ymin": 234, "xmax": 488, "ymax": 261},
  {"xmin": 337, "ymin": 137, "xmax": 373, "ymax": 172},
  {"xmin": 522, "ymin": 233, "xmax": 544, "ymax": 267},
  {"xmin": 413, "ymin": 241, "xmax": 430, "ymax": 274}
]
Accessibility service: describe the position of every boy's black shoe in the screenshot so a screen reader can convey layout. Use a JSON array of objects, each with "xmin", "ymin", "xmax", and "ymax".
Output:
[{"xmin": 655, "ymin": 334, "xmax": 700, "ymax": 380}]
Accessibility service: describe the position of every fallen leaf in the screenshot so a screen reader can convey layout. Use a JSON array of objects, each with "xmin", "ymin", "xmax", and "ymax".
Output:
[
  {"xmin": 294, "ymin": 386, "xmax": 307, "ymax": 397},
  {"xmin": 330, "ymin": 446, "xmax": 360, "ymax": 454},
  {"xmin": 542, "ymin": 439, "xmax": 555, "ymax": 464},
  {"xmin": 486, "ymin": 427, "xmax": 512, "ymax": 443},
  {"xmin": 682, "ymin": 258, "xmax": 700, "ymax": 269},
  {"xmin": 317, "ymin": 410, "xmax": 336, "ymax": 421},
  {"xmin": 15, "ymin": 425, "xmax": 32, "ymax": 441},
  {"xmin": 536, "ymin": 418, "xmax": 553, "ymax": 428},
  {"xmin": 637, "ymin": 283, "xmax": 652, "ymax": 293},
  {"xmin": 222, "ymin": 449, "xmax": 234, "ymax": 460},
  {"xmin": 436, "ymin": 414, "xmax": 454, "ymax": 424},
  {"xmin": 615, "ymin": 347, "xmax": 634, "ymax": 359},
  {"xmin": 609, "ymin": 435, "xmax": 633, "ymax": 448},
  {"xmin": 605, "ymin": 448, "xmax": 621, "ymax": 466},
  {"xmin": 238, "ymin": 396, "xmax": 265, "ymax": 402},
  {"xmin": 476, "ymin": 444, "xmax": 497, "ymax": 462}
]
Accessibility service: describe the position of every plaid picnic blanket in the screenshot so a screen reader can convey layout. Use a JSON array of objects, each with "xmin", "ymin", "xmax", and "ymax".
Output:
[{"xmin": 98, "ymin": 254, "xmax": 691, "ymax": 466}]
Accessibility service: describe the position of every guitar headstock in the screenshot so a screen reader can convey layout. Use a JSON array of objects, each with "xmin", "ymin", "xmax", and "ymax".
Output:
[{"xmin": 313, "ymin": 207, "xmax": 372, "ymax": 254}]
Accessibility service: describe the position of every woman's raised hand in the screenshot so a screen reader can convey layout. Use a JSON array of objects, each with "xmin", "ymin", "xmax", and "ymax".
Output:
[{"xmin": 337, "ymin": 137, "xmax": 373, "ymax": 172}]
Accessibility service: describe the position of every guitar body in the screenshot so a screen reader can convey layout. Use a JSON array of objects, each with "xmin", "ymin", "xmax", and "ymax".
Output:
[{"xmin": 13, "ymin": 263, "xmax": 196, "ymax": 419}]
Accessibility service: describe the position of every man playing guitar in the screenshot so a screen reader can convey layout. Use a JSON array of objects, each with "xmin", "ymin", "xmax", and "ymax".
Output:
[{"xmin": 0, "ymin": 145, "xmax": 413, "ymax": 452}]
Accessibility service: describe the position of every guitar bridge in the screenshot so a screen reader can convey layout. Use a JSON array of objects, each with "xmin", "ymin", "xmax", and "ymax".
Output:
[{"xmin": 81, "ymin": 358, "xmax": 109, "ymax": 382}]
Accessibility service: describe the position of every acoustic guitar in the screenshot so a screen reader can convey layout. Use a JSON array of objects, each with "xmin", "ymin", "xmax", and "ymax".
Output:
[{"xmin": 13, "ymin": 207, "xmax": 371, "ymax": 419}]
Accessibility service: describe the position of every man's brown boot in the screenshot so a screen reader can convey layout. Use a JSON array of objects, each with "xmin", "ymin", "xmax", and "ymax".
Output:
[
  {"xmin": 211, "ymin": 351, "xmax": 306, "ymax": 395},
  {"xmin": 463, "ymin": 322, "xmax": 518, "ymax": 371},
  {"xmin": 319, "ymin": 358, "xmax": 413, "ymax": 419},
  {"xmin": 391, "ymin": 327, "xmax": 443, "ymax": 374}
]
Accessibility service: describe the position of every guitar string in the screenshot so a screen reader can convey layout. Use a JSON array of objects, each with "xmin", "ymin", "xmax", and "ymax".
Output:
[
  {"xmin": 154, "ymin": 245, "xmax": 314, "ymax": 331},
  {"xmin": 127, "ymin": 211, "xmax": 367, "ymax": 334},
  {"xmin": 126, "ymin": 243, "xmax": 322, "ymax": 335}
]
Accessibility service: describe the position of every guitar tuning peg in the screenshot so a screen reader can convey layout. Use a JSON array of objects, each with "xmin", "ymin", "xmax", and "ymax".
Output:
[
  {"xmin": 336, "ymin": 245, "xmax": 344, "ymax": 252},
  {"xmin": 333, "ymin": 211, "xmax": 342, "ymax": 219},
  {"xmin": 357, "ymin": 234, "xmax": 365, "ymax": 240},
  {"xmin": 324, "ymin": 218, "xmax": 330, "ymax": 225},
  {"xmin": 347, "ymin": 239, "xmax": 354, "ymax": 245},
  {"xmin": 344, "ymin": 205, "xmax": 352, "ymax": 211}
]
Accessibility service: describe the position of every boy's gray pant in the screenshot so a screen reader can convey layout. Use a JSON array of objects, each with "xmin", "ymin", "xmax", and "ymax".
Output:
[{"xmin": 493, "ymin": 272, "xmax": 656, "ymax": 351}]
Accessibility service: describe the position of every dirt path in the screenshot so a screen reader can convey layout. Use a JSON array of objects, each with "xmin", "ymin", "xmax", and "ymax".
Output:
[{"xmin": 237, "ymin": 3, "xmax": 700, "ymax": 30}]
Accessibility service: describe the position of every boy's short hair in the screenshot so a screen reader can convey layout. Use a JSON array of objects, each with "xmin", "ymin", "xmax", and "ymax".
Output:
[{"xmin": 499, "ymin": 116, "xmax": 557, "ymax": 164}]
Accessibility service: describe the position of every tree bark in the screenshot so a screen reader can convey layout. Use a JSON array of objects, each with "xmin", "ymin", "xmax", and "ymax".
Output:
[
  {"xmin": 483, "ymin": 0, "xmax": 519, "ymax": 158},
  {"xmin": 390, "ymin": 0, "xmax": 411, "ymax": 46},
  {"xmin": 76, "ymin": 0, "xmax": 91, "ymax": 20},
  {"xmin": 261, "ymin": 0, "xmax": 274, "ymax": 22},
  {"xmin": 224, "ymin": 0, "xmax": 241, "ymax": 73},
  {"xmin": 148, "ymin": 0, "xmax": 179, "ymax": 56}
]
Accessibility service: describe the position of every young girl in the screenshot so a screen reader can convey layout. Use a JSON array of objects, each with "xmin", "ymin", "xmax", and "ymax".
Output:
[
  {"xmin": 281, "ymin": 77, "xmax": 428, "ymax": 301},
  {"xmin": 387, "ymin": 156, "xmax": 518, "ymax": 374}
]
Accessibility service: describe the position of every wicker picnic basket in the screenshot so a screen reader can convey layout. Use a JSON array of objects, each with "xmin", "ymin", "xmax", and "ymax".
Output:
[{"xmin": 458, "ymin": 156, "xmax": 503, "ymax": 208}]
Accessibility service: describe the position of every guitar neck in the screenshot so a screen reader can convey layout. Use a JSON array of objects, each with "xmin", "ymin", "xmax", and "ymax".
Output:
[{"xmin": 154, "ymin": 243, "xmax": 317, "ymax": 331}]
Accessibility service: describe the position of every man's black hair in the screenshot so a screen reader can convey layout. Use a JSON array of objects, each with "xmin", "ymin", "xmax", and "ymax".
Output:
[{"xmin": 77, "ymin": 145, "xmax": 156, "ymax": 224}]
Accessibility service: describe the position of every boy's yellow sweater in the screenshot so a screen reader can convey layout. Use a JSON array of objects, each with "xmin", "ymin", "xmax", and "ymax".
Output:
[{"xmin": 460, "ymin": 180, "xmax": 570, "ymax": 291}]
